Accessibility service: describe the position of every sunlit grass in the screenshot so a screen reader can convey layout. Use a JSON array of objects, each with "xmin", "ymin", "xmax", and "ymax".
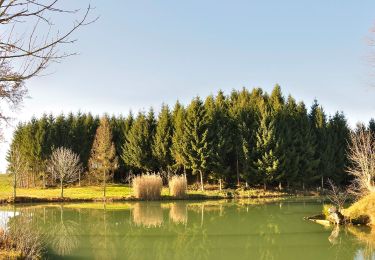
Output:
[
  {"xmin": 343, "ymin": 192, "xmax": 375, "ymax": 226},
  {"xmin": 0, "ymin": 174, "xmax": 289, "ymax": 201}
]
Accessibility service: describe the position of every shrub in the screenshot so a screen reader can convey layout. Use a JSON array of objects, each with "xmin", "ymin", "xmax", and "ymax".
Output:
[
  {"xmin": 344, "ymin": 192, "xmax": 375, "ymax": 225},
  {"xmin": 1, "ymin": 216, "xmax": 45, "ymax": 259},
  {"xmin": 169, "ymin": 176, "xmax": 187, "ymax": 198},
  {"xmin": 322, "ymin": 204, "xmax": 333, "ymax": 219},
  {"xmin": 132, "ymin": 174, "xmax": 163, "ymax": 200}
]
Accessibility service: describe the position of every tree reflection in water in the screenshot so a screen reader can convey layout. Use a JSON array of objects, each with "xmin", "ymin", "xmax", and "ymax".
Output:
[
  {"xmin": 5, "ymin": 199, "xmax": 375, "ymax": 259},
  {"xmin": 50, "ymin": 205, "xmax": 79, "ymax": 256},
  {"xmin": 348, "ymin": 226, "xmax": 375, "ymax": 259}
]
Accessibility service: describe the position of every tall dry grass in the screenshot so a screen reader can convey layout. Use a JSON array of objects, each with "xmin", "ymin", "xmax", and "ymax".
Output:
[
  {"xmin": 169, "ymin": 175, "xmax": 187, "ymax": 198},
  {"xmin": 132, "ymin": 174, "xmax": 163, "ymax": 200}
]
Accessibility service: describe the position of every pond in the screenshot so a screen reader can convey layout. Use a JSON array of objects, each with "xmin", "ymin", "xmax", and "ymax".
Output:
[{"xmin": 1, "ymin": 198, "xmax": 374, "ymax": 260}]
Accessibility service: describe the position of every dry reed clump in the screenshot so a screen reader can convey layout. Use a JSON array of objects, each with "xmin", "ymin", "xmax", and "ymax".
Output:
[
  {"xmin": 344, "ymin": 192, "xmax": 375, "ymax": 226},
  {"xmin": 169, "ymin": 176, "xmax": 187, "ymax": 198},
  {"xmin": 132, "ymin": 203, "xmax": 163, "ymax": 228},
  {"xmin": 169, "ymin": 203, "xmax": 187, "ymax": 224},
  {"xmin": 132, "ymin": 174, "xmax": 163, "ymax": 200}
]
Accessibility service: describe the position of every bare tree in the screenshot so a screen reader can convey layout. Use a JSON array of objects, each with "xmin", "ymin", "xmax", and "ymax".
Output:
[
  {"xmin": 347, "ymin": 127, "xmax": 375, "ymax": 197},
  {"xmin": 7, "ymin": 144, "xmax": 26, "ymax": 199},
  {"xmin": 47, "ymin": 147, "xmax": 82, "ymax": 198},
  {"xmin": 0, "ymin": 1, "xmax": 96, "ymax": 138},
  {"xmin": 326, "ymin": 179, "xmax": 348, "ymax": 211}
]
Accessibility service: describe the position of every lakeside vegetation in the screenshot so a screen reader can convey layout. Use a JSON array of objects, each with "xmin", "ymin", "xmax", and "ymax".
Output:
[
  {"xmin": 8, "ymin": 86, "xmax": 370, "ymax": 196},
  {"xmin": 0, "ymin": 174, "xmax": 292, "ymax": 202}
]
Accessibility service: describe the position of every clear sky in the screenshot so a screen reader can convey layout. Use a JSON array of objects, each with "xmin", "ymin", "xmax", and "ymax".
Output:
[{"xmin": 1, "ymin": 0, "xmax": 375, "ymax": 172}]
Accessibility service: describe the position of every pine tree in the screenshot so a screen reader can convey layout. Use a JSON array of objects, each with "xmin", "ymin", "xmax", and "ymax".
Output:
[
  {"xmin": 122, "ymin": 112, "xmax": 155, "ymax": 172},
  {"xmin": 268, "ymin": 85, "xmax": 286, "ymax": 188},
  {"xmin": 281, "ymin": 96, "xmax": 300, "ymax": 188},
  {"xmin": 309, "ymin": 100, "xmax": 329, "ymax": 188},
  {"xmin": 171, "ymin": 101, "xmax": 187, "ymax": 174},
  {"xmin": 254, "ymin": 108, "xmax": 280, "ymax": 190},
  {"xmin": 297, "ymin": 102, "xmax": 318, "ymax": 189},
  {"xmin": 327, "ymin": 112, "xmax": 350, "ymax": 185},
  {"xmin": 183, "ymin": 97, "xmax": 210, "ymax": 191},
  {"xmin": 152, "ymin": 104, "xmax": 173, "ymax": 173},
  {"xmin": 89, "ymin": 116, "xmax": 118, "ymax": 198},
  {"xmin": 205, "ymin": 91, "xmax": 233, "ymax": 189}
]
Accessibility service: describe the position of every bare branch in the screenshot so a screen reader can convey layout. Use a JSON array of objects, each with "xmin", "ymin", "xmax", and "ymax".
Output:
[
  {"xmin": 0, "ymin": 0, "xmax": 97, "ymax": 137},
  {"xmin": 347, "ymin": 127, "xmax": 375, "ymax": 197}
]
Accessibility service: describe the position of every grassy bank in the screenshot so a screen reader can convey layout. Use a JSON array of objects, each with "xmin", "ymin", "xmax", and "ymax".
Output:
[
  {"xmin": 343, "ymin": 192, "xmax": 375, "ymax": 226},
  {"xmin": 0, "ymin": 174, "xmax": 309, "ymax": 204}
]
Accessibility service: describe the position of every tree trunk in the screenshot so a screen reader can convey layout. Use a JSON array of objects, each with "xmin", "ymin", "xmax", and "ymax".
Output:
[
  {"xmin": 79, "ymin": 172, "xmax": 81, "ymax": 187},
  {"xmin": 199, "ymin": 170, "xmax": 204, "ymax": 191},
  {"xmin": 13, "ymin": 171, "xmax": 16, "ymax": 200},
  {"xmin": 236, "ymin": 151, "xmax": 240, "ymax": 186},
  {"xmin": 321, "ymin": 176, "xmax": 324, "ymax": 190},
  {"xmin": 42, "ymin": 174, "xmax": 46, "ymax": 189},
  {"xmin": 219, "ymin": 178, "xmax": 222, "ymax": 191},
  {"xmin": 278, "ymin": 181, "xmax": 282, "ymax": 190},
  {"xmin": 60, "ymin": 179, "xmax": 64, "ymax": 198},
  {"xmin": 263, "ymin": 182, "xmax": 267, "ymax": 191},
  {"xmin": 183, "ymin": 166, "xmax": 187, "ymax": 184},
  {"xmin": 103, "ymin": 170, "xmax": 107, "ymax": 199}
]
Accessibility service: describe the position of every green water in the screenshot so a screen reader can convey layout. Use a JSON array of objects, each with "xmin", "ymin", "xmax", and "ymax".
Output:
[{"xmin": 1, "ymin": 199, "xmax": 373, "ymax": 260}]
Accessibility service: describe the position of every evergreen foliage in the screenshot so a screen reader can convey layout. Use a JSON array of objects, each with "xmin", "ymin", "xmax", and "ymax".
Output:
[
  {"xmin": 7, "ymin": 86, "xmax": 353, "ymax": 190},
  {"xmin": 182, "ymin": 97, "xmax": 211, "ymax": 191}
]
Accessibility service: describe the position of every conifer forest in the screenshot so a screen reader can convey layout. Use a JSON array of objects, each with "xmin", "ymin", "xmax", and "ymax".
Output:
[{"xmin": 8, "ymin": 85, "xmax": 371, "ymax": 190}]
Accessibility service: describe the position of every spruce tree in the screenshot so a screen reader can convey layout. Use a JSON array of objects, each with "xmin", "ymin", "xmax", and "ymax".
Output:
[
  {"xmin": 152, "ymin": 104, "xmax": 173, "ymax": 173},
  {"xmin": 309, "ymin": 100, "xmax": 329, "ymax": 188},
  {"xmin": 297, "ymin": 102, "xmax": 318, "ymax": 189},
  {"xmin": 89, "ymin": 116, "xmax": 118, "ymax": 198},
  {"xmin": 327, "ymin": 112, "xmax": 350, "ymax": 185},
  {"xmin": 205, "ymin": 91, "xmax": 233, "ymax": 189},
  {"xmin": 171, "ymin": 101, "xmax": 187, "ymax": 174},
  {"xmin": 122, "ymin": 112, "xmax": 155, "ymax": 172},
  {"xmin": 254, "ymin": 108, "xmax": 280, "ymax": 190},
  {"xmin": 268, "ymin": 85, "xmax": 286, "ymax": 188},
  {"xmin": 183, "ymin": 97, "xmax": 210, "ymax": 191}
]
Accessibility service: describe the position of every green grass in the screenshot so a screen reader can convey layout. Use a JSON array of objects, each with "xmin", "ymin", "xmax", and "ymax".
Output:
[{"xmin": 0, "ymin": 174, "xmax": 289, "ymax": 202}]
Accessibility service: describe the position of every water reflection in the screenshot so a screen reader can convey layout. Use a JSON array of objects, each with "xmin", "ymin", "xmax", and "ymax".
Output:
[
  {"xmin": 328, "ymin": 226, "xmax": 340, "ymax": 245},
  {"xmin": 169, "ymin": 203, "xmax": 187, "ymax": 225},
  {"xmin": 347, "ymin": 226, "xmax": 375, "ymax": 259},
  {"xmin": 50, "ymin": 205, "xmax": 79, "ymax": 256},
  {"xmin": 132, "ymin": 202, "xmax": 163, "ymax": 228},
  {"xmin": 2, "ymin": 199, "xmax": 375, "ymax": 259}
]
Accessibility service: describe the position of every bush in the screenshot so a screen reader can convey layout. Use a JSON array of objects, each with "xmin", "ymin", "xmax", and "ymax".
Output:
[
  {"xmin": 1, "ymin": 216, "xmax": 45, "ymax": 259},
  {"xmin": 169, "ymin": 176, "xmax": 187, "ymax": 198},
  {"xmin": 322, "ymin": 204, "xmax": 333, "ymax": 219},
  {"xmin": 132, "ymin": 174, "xmax": 163, "ymax": 200}
]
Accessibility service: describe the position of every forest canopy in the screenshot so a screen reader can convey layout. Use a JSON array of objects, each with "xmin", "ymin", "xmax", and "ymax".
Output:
[{"xmin": 7, "ymin": 85, "xmax": 366, "ymax": 189}]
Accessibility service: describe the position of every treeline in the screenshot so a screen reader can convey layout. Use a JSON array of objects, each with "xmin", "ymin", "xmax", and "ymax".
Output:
[{"xmin": 7, "ymin": 86, "xmax": 364, "ymax": 189}]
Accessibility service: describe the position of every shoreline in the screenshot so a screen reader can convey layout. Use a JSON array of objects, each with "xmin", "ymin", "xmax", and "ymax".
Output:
[{"xmin": 0, "ymin": 190, "xmax": 321, "ymax": 205}]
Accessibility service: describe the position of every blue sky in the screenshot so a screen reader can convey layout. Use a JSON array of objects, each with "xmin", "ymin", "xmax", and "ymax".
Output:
[{"xmin": 1, "ymin": 0, "xmax": 375, "ymax": 171}]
